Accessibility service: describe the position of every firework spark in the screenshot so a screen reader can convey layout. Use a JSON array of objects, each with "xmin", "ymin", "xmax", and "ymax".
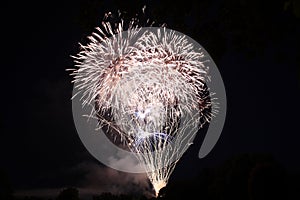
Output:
[{"xmin": 70, "ymin": 13, "xmax": 217, "ymax": 197}]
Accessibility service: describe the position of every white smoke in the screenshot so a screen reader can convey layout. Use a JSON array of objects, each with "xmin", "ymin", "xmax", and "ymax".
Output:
[{"xmin": 73, "ymin": 158, "xmax": 153, "ymax": 197}]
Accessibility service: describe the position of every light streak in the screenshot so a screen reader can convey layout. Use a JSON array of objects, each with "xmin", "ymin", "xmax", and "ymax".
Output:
[{"xmin": 70, "ymin": 12, "xmax": 217, "ymax": 197}]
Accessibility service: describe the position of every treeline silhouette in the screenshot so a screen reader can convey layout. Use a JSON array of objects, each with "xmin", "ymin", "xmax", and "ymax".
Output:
[
  {"xmin": 1, "ymin": 153, "xmax": 300, "ymax": 200},
  {"xmin": 159, "ymin": 153, "xmax": 299, "ymax": 200}
]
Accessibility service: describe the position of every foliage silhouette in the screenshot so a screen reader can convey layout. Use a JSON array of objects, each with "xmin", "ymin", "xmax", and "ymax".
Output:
[
  {"xmin": 56, "ymin": 188, "xmax": 79, "ymax": 200},
  {"xmin": 0, "ymin": 169, "xmax": 14, "ymax": 200}
]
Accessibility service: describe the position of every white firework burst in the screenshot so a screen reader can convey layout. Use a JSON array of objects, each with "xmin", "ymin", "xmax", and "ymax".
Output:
[{"xmin": 69, "ymin": 13, "xmax": 217, "ymax": 197}]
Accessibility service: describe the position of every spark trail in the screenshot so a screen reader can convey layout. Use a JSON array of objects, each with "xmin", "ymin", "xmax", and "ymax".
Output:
[{"xmin": 70, "ymin": 13, "xmax": 217, "ymax": 197}]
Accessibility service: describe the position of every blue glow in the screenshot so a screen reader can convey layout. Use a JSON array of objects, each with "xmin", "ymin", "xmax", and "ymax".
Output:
[{"xmin": 134, "ymin": 131, "xmax": 173, "ymax": 149}]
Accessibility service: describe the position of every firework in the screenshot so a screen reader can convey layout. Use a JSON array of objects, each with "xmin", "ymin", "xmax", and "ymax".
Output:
[{"xmin": 70, "ymin": 14, "xmax": 217, "ymax": 197}]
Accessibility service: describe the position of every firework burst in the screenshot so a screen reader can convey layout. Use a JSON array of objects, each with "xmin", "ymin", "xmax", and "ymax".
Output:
[{"xmin": 70, "ymin": 12, "xmax": 217, "ymax": 197}]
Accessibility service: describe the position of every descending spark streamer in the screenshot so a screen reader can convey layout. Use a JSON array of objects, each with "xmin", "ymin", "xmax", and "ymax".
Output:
[{"xmin": 70, "ymin": 13, "xmax": 217, "ymax": 197}]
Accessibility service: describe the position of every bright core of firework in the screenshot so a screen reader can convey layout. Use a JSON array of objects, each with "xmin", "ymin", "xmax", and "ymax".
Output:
[
  {"xmin": 153, "ymin": 180, "xmax": 167, "ymax": 197},
  {"xmin": 70, "ymin": 13, "xmax": 217, "ymax": 197}
]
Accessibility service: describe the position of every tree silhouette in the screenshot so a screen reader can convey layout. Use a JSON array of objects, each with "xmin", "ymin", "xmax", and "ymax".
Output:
[
  {"xmin": 0, "ymin": 170, "xmax": 13, "ymax": 200},
  {"xmin": 248, "ymin": 162, "xmax": 286, "ymax": 200},
  {"xmin": 56, "ymin": 188, "xmax": 79, "ymax": 200},
  {"xmin": 92, "ymin": 192, "xmax": 147, "ymax": 200},
  {"xmin": 158, "ymin": 153, "xmax": 288, "ymax": 200}
]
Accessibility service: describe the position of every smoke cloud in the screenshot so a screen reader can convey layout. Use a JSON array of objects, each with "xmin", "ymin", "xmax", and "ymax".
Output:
[
  {"xmin": 71, "ymin": 154, "xmax": 153, "ymax": 197},
  {"xmin": 15, "ymin": 155, "xmax": 153, "ymax": 199}
]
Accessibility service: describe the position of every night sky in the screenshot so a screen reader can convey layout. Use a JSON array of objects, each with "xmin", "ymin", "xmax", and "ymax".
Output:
[{"xmin": 1, "ymin": 0, "xmax": 300, "ymax": 199}]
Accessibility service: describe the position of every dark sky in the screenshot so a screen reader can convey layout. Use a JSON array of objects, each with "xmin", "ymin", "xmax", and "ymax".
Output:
[{"xmin": 1, "ymin": 0, "xmax": 300, "ymax": 198}]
